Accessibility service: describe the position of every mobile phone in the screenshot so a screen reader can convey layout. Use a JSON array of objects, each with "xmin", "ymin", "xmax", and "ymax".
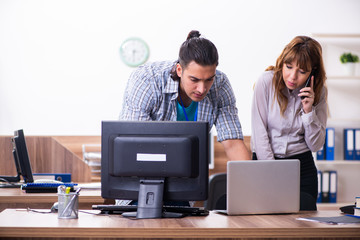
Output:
[{"xmin": 301, "ymin": 69, "xmax": 315, "ymax": 100}]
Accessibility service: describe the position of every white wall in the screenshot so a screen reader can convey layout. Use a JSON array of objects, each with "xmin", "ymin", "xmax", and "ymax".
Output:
[{"xmin": 1, "ymin": 0, "xmax": 360, "ymax": 136}]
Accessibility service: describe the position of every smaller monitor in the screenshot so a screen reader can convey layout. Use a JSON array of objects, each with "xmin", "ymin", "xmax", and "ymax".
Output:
[{"xmin": 0, "ymin": 129, "xmax": 34, "ymax": 186}]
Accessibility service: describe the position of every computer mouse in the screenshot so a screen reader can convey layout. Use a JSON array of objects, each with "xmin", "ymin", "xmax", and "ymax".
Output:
[{"xmin": 51, "ymin": 202, "xmax": 59, "ymax": 213}]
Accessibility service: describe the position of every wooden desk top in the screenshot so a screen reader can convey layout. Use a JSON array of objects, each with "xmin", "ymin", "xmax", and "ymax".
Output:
[{"xmin": 0, "ymin": 209, "xmax": 359, "ymax": 239}]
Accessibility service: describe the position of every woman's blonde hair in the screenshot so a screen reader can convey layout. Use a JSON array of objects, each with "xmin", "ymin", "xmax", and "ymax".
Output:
[{"xmin": 267, "ymin": 36, "xmax": 327, "ymax": 115}]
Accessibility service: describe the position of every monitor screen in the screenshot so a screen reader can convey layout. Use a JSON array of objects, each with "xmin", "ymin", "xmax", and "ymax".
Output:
[
  {"xmin": 0, "ymin": 129, "xmax": 34, "ymax": 186},
  {"xmin": 101, "ymin": 121, "xmax": 209, "ymax": 219},
  {"xmin": 13, "ymin": 129, "xmax": 34, "ymax": 183}
]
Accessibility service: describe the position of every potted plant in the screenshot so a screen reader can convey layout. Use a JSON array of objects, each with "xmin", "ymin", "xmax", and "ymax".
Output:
[{"xmin": 340, "ymin": 52, "xmax": 359, "ymax": 76}]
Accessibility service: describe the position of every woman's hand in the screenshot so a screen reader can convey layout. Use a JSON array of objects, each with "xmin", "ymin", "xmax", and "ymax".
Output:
[{"xmin": 298, "ymin": 76, "xmax": 315, "ymax": 114}]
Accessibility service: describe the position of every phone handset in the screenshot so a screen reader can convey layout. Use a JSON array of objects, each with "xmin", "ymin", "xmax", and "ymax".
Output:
[{"xmin": 301, "ymin": 69, "xmax": 315, "ymax": 100}]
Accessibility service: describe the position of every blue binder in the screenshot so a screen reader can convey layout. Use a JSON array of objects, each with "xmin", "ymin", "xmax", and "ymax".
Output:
[
  {"xmin": 355, "ymin": 129, "xmax": 360, "ymax": 161},
  {"xmin": 33, "ymin": 173, "xmax": 72, "ymax": 183},
  {"xmin": 317, "ymin": 170, "xmax": 322, "ymax": 203},
  {"xmin": 316, "ymin": 146, "xmax": 325, "ymax": 160},
  {"xmin": 325, "ymin": 128, "xmax": 335, "ymax": 161},
  {"xmin": 321, "ymin": 171, "xmax": 330, "ymax": 203},
  {"xmin": 329, "ymin": 171, "xmax": 338, "ymax": 203},
  {"xmin": 344, "ymin": 129, "xmax": 355, "ymax": 160}
]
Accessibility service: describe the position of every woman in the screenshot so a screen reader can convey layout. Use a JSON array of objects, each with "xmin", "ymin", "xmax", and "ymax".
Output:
[{"xmin": 251, "ymin": 36, "xmax": 327, "ymax": 210}]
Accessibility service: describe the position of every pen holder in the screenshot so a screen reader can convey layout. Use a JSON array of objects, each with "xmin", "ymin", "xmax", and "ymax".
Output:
[{"xmin": 58, "ymin": 192, "xmax": 79, "ymax": 219}]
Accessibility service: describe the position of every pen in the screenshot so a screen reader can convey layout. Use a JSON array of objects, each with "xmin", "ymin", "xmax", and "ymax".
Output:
[
  {"xmin": 57, "ymin": 185, "xmax": 66, "ymax": 194},
  {"xmin": 60, "ymin": 188, "xmax": 81, "ymax": 218}
]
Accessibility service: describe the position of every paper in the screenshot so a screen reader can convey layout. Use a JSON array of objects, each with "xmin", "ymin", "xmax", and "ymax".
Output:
[{"xmin": 297, "ymin": 215, "xmax": 360, "ymax": 225}]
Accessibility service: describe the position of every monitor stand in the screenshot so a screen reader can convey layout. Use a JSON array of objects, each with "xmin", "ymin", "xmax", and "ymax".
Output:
[{"xmin": 122, "ymin": 178, "xmax": 185, "ymax": 219}]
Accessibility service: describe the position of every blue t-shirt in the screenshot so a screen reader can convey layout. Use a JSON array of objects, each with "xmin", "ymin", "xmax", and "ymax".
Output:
[{"xmin": 176, "ymin": 101, "xmax": 198, "ymax": 121}]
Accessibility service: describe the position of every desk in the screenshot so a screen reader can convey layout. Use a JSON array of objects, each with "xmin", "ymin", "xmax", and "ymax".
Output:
[
  {"xmin": 0, "ymin": 188, "xmax": 107, "ymax": 212},
  {"xmin": 0, "ymin": 209, "xmax": 359, "ymax": 240}
]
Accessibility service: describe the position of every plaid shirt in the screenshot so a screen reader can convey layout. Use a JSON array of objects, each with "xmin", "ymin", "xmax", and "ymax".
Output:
[{"xmin": 120, "ymin": 61, "xmax": 243, "ymax": 142}]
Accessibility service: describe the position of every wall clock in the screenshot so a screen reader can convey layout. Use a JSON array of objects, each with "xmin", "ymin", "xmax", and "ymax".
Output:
[{"xmin": 119, "ymin": 37, "xmax": 150, "ymax": 67}]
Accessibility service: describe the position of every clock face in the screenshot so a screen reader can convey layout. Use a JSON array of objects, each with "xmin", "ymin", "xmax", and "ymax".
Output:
[{"xmin": 119, "ymin": 37, "xmax": 149, "ymax": 67}]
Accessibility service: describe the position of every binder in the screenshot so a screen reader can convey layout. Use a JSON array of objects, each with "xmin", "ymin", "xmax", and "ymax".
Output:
[
  {"xmin": 321, "ymin": 171, "xmax": 330, "ymax": 203},
  {"xmin": 316, "ymin": 146, "xmax": 325, "ymax": 160},
  {"xmin": 355, "ymin": 129, "xmax": 360, "ymax": 161},
  {"xmin": 317, "ymin": 170, "xmax": 322, "ymax": 203},
  {"xmin": 325, "ymin": 128, "xmax": 335, "ymax": 161},
  {"xmin": 329, "ymin": 171, "xmax": 337, "ymax": 203},
  {"xmin": 33, "ymin": 173, "xmax": 72, "ymax": 183},
  {"xmin": 344, "ymin": 129, "xmax": 355, "ymax": 160}
]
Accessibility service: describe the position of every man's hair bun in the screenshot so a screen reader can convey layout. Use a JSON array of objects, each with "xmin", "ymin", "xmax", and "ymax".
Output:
[{"xmin": 186, "ymin": 30, "xmax": 201, "ymax": 40}]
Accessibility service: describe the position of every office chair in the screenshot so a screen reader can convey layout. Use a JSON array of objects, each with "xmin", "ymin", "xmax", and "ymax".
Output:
[
  {"xmin": 204, "ymin": 173, "xmax": 316, "ymax": 211},
  {"xmin": 204, "ymin": 173, "xmax": 227, "ymax": 210}
]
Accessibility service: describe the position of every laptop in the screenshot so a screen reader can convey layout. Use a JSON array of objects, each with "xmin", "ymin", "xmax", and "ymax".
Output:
[{"xmin": 217, "ymin": 160, "xmax": 300, "ymax": 215}]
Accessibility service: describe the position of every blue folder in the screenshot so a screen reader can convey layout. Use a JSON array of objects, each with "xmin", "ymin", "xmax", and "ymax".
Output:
[
  {"xmin": 329, "ymin": 170, "xmax": 338, "ymax": 203},
  {"xmin": 33, "ymin": 173, "xmax": 72, "ymax": 183},
  {"xmin": 344, "ymin": 128, "xmax": 355, "ymax": 160},
  {"xmin": 317, "ymin": 170, "xmax": 322, "ymax": 203},
  {"xmin": 355, "ymin": 129, "xmax": 360, "ymax": 161},
  {"xmin": 325, "ymin": 128, "xmax": 335, "ymax": 161},
  {"xmin": 316, "ymin": 146, "xmax": 325, "ymax": 160},
  {"xmin": 321, "ymin": 171, "xmax": 330, "ymax": 203}
]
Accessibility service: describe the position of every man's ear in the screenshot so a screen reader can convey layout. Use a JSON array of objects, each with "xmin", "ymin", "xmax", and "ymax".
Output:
[{"xmin": 176, "ymin": 63, "xmax": 182, "ymax": 78}]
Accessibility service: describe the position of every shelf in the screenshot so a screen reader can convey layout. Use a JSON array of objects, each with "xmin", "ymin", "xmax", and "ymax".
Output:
[
  {"xmin": 317, "ymin": 202, "xmax": 353, "ymax": 211},
  {"xmin": 312, "ymin": 33, "xmax": 360, "ymax": 38},
  {"xmin": 311, "ymin": 33, "xmax": 360, "ymax": 203},
  {"xmin": 316, "ymin": 160, "xmax": 360, "ymax": 165},
  {"xmin": 312, "ymin": 33, "xmax": 360, "ymax": 51},
  {"xmin": 327, "ymin": 76, "xmax": 360, "ymax": 80},
  {"xmin": 327, "ymin": 118, "xmax": 360, "ymax": 128},
  {"xmin": 327, "ymin": 118, "xmax": 360, "ymax": 121}
]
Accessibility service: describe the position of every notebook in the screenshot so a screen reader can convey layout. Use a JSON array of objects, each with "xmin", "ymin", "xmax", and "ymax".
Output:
[{"xmin": 217, "ymin": 160, "xmax": 300, "ymax": 215}]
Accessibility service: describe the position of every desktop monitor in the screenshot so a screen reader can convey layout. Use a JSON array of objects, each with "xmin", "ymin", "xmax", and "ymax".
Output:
[
  {"xmin": 101, "ymin": 121, "xmax": 209, "ymax": 219},
  {"xmin": 0, "ymin": 129, "xmax": 34, "ymax": 186}
]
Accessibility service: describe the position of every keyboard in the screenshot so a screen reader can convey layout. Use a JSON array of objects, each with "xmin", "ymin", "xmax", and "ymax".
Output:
[
  {"xmin": 21, "ymin": 183, "xmax": 78, "ymax": 193},
  {"xmin": 92, "ymin": 204, "xmax": 209, "ymax": 216}
]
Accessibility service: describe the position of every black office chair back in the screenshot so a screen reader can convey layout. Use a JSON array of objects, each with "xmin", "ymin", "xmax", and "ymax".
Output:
[
  {"xmin": 204, "ymin": 173, "xmax": 227, "ymax": 210},
  {"xmin": 204, "ymin": 172, "xmax": 316, "ymax": 211}
]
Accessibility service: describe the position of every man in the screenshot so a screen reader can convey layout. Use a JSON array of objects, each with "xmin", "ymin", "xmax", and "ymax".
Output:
[{"xmin": 120, "ymin": 30, "xmax": 250, "ymax": 160}]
